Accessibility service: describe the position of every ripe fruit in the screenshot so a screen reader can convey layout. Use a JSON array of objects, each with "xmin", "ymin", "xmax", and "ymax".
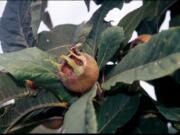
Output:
[
  {"xmin": 42, "ymin": 117, "xmax": 64, "ymax": 130},
  {"xmin": 58, "ymin": 44, "xmax": 99, "ymax": 93},
  {"xmin": 130, "ymin": 34, "xmax": 152, "ymax": 48},
  {"xmin": 25, "ymin": 80, "xmax": 37, "ymax": 90}
]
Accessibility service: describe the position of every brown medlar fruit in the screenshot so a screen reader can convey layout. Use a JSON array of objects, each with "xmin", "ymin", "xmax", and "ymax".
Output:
[
  {"xmin": 25, "ymin": 80, "xmax": 37, "ymax": 90},
  {"xmin": 42, "ymin": 117, "xmax": 64, "ymax": 130},
  {"xmin": 58, "ymin": 44, "xmax": 99, "ymax": 93},
  {"xmin": 130, "ymin": 34, "xmax": 152, "ymax": 48}
]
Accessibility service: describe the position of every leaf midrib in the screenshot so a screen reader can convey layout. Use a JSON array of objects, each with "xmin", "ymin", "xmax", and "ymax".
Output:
[{"xmin": 98, "ymin": 97, "xmax": 130, "ymax": 133}]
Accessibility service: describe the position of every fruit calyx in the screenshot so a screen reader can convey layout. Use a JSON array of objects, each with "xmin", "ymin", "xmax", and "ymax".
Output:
[{"xmin": 59, "ymin": 45, "xmax": 85, "ymax": 81}]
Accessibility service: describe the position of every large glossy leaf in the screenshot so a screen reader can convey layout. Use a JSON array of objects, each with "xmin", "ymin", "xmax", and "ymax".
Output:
[
  {"xmin": 4, "ymin": 107, "xmax": 59, "ymax": 133},
  {"xmin": 83, "ymin": 0, "xmax": 123, "ymax": 56},
  {"xmin": 8, "ymin": 120, "xmax": 44, "ymax": 134},
  {"xmin": 118, "ymin": 5, "xmax": 144, "ymax": 44},
  {"xmin": 38, "ymin": 22, "xmax": 93, "ymax": 57},
  {"xmin": 0, "ymin": 47, "xmax": 76, "ymax": 104},
  {"xmin": 0, "ymin": 72, "xmax": 28, "ymax": 107},
  {"xmin": 37, "ymin": 24, "xmax": 77, "ymax": 56},
  {"xmin": 102, "ymin": 27, "xmax": 180, "ymax": 90},
  {"xmin": 118, "ymin": 0, "xmax": 177, "ymax": 44},
  {"xmin": 83, "ymin": 23, "xmax": 111, "ymax": 56},
  {"xmin": 97, "ymin": 26, "xmax": 124, "ymax": 69},
  {"xmin": 0, "ymin": 90, "xmax": 66, "ymax": 133},
  {"xmin": 156, "ymin": 105, "xmax": 180, "ymax": 122},
  {"xmin": 0, "ymin": 47, "xmax": 59, "ymax": 84},
  {"xmin": 0, "ymin": 0, "xmax": 34, "ymax": 52},
  {"xmin": 132, "ymin": 114, "xmax": 168, "ymax": 134},
  {"xmin": 72, "ymin": 22, "xmax": 92, "ymax": 44},
  {"xmin": 31, "ymin": 0, "xmax": 48, "ymax": 38},
  {"xmin": 97, "ymin": 94, "xmax": 140, "ymax": 133},
  {"xmin": 62, "ymin": 85, "xmax": 97, "ymax": 133},
  {"xmin": 42, "ymin": 11, "xmax": 53, "ymax": 31}
]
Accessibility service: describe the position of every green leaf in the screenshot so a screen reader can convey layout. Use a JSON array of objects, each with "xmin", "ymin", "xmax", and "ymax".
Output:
[
  {"xmin": 97, "ymin": 94, "xmax": 140, "ymax": 133},
  {"xmin": 10, "ymin": 110, "xmax": 64, "ymax": 133},
  {"xmin": 0, "ymin": 72, "xmax": 28, "ymax": 107},
  {"xmin": 0, "ymin": 1, "xmax": 34, "ymax": 52},
  {"xmin": 82, "ymin": 24, "xmax": 112, "ymax": 57},
  {"xmin": 63, "ymin": 85, "xmax": 97, "ymax": 133},
  {"xmin": 42, "ymin": 11, "xmax": 53, "ymax": 30},
  {"xmin": 84, "ymin": 0, "xmax": 90, "ymax": 12},
  {"xmin": 102, "ymin": 27, "xmax": 180, "ymax": 90},
  {"xmin": 8, "ymin": 121, "xmax": 41, "ymax": 134},
  {"xmin": 6, "ymin": 108, "xmax": 53, "ymax": 133},
  {"xmin": 0, "ymin": 90, "xmax": 65, "ymax": 133},
  {"xmin": 0, "ymin": 47, "xmax": 59, "ymax": 84},
  {"xmin": 81, "ymin": 39, "xmax": 96, "ymax": 56},
  {"xmin": 118, "ymin": 5, "xmax": 144, "ymax": 43},
  {"xmin": 41, "ymin": 82, "xmax": 76, "ymax": 103},
  {"xmin": 0, "ymin": 129, "xmax": 4, "ymax": 134},
  {"xmin": 132, "ymin": 114, "xmax": 168, "ymax": 134},
  {"xmin": 170, "ymin": 15, "xmax": 180, "ymax": 27},
  {"xmin": 83, "ymin": 0, "xmax": 123, "ymax": 56},
  {"xmin": 31, "ymin": 0, "xmax": 48, "ymax": 38},
  {"xmin": 97, "ymin": 26, "xmax": 124, "ymax": 69},
  {"xmin": 38, "ymin": 24, "xmax": 77, "ymax": 56},
  {"xmin": 156, "ymin": 105, "xmax": 180, "ymax": 122},
  {"xmin": 38, "ymin": 22, "xmax": 93, "ymax": 57},
  {"xmin": 169, "ymin": 0, "xmax": 180, "ymax": 28},
  {"xmin": 72, "ymin": 22, "xmax": 92, "ymax": 44},
  {"xmin": 135, "ymin": 0, "xmax": 174, "ymax": 35},
  {"xmin": 173, "ymin": 123, "xmax": 180, "ymax": 131},
  {"xmin": 0, "ymin": 47, "xmax": 76, "ymax": 103},
  {"xmin": 118, "ymin": 0, "xmax": 177, "ymax": 43},
  {"xmin": 136, "ymin": 13, "xmax": 166, "ymax": 35}
]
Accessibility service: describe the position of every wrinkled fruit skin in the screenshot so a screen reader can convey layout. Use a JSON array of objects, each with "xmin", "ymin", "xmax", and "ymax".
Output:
[
  {"xmin": 58, "ymin": 46, "xmax": 99, "ymax": 93},
  {"xmin": 130, "ymin": 34, "xmax": 152, "ymax": 48},
  {"xmin": 42, "ymin": 117, "xmax": 64, "ymax": 130}
]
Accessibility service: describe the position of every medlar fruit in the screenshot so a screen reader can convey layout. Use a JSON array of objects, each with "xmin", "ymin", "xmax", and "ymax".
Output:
[
  {"xmin": 25, "ymin": 80, "xmax": 37, "ymax": 90},
  {"xmin": 58, "ymin": 44, "xmax": 99, "ymax": 93},
  {"xmin": 130, "ymin": 34, "xmax": 152, "ymax": 48},
  {"xmin": 42, "ymin": 117, "xmax": 64, "ymax": 130}
]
